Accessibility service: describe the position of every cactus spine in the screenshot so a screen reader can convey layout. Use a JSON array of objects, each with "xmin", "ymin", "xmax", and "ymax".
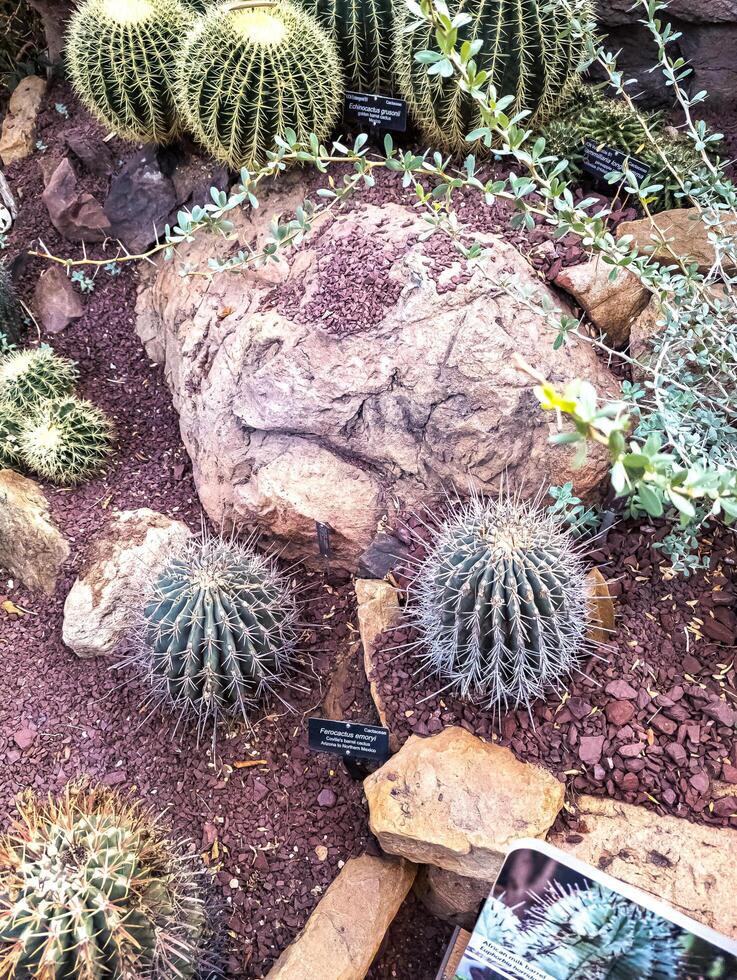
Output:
[
  {"xmin": 411, "ymin": 494, "xmax": 589, "ymax": 712},
  {"xmin": 66, "ymin": 0, "xmax": 194, "ymax": 144},
  {"xmin": 0, "ymin": 346, "xmax": 78, "ymax": 411},
  {"xmin": 299, "ymin": 0, "xmax": 395, "ymax": 92},
  {"xmin": 176, "ymin": 0, "xmax": 343, "ymax": 169},
  {"xmin": 0, "ymin": 783, "xmax": 205, "ymax": 980},
  {"xmin": 17, "ymin": 396, "xmax": 114, "ymax": 484},
  {"xmin": 0, "ymin": 263, "xmax": 25, "ymax": 349},
  {"xmin": 394, "ymin": 0, "xmax": 592, "ymax": 152},
  {"xmin": 138, "ymin": 534, "xmax": 298, "ymax": 734}
]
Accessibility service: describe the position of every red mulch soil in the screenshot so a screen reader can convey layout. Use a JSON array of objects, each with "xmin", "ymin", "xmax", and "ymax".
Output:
[
  {"xmin": 2, "ymin": 76, "xmax": 735, "ymax": 978},
  {"xmin": 371, "ymin": 513, "xmax": 737, "ymax": 832}
]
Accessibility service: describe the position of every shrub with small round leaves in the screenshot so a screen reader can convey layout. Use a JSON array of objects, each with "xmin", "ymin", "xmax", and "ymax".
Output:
[
  {"xmin": 66, "ymin": 0, "xmax": 195, "ymax": 144},
  {"xmin": 176, "ymin": 0, "xmax": 343, "ymax": 169},
  {"xmin": 17, "ymin": 396, "xmax": 114, "ymax": 485},
  {"xmin": 409, "ymin": 494, "xmax": 590, "ymax": 713},
  {"xmin": 136, "ymin": 533, "xmax": 298, "ymax": 736},
  {"xmin": 394, "ymin": 0, "xmax": 593, "ymax": 153},
  {"xmin": 0, "ymin": 346, "xmax": 78, "ymax": 411},
  {"xmin": 0, "ymin": 782, "xmax": 206, "ymax": 980}
]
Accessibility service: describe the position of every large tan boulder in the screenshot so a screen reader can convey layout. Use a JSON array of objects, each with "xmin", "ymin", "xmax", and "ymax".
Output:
[
  {"xmin": 136, "ymin": 181, "xmax": 616, "ymax": 572},
  {"xmin": 364, "ymin": 727, "xmax": 565, "ymax": 879},
  {"xmin": 617, "ymin": 208, "xmax": 737, "ymax": 275},
  {"xmin": 0, "ymin": 469, "xmax": 69, "ymax": 594},
  {"xmin": 266, "ymin": 854, "xmax": 415, "ymax": 980},
  {"xmin": 62, "ymin": 508, "xmax": 191, "ymax": 657},
  {"xmin": 555, "ymin": 260, "xmax": 651, "ymax": 347},
  {"xmin": 0, "ymin": 76, "xmax": 47, "ymax": 165},
  {"xmin": 551, "ymin": 795, "xmax": 737, "ymax": 936}
]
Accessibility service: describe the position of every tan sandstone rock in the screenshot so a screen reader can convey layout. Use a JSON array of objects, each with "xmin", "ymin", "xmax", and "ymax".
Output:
[
  {"xmin": 136, "ymin": 181, "xmax": 617, "ymax": 572},
  {"xmin": 266, "ymin": 854, "xmax": 415, "ymax": 980},
  {"xmin": 585, "ymin": 568, "xmax": 615, "ymax": 646},
  {"xmin": 555, "ymin": 260, "xmax": 651, "ymax": 347},
  {"xmin": 617, "ymin": 207, "xmax": 737, "ymax": 275},
  {"xmin": 364, "ymin": 727, "xmax": 565, "ymax": 879},
  {"xmin": 551, "ymin": 795, "xmax": 737, "ymax": 936},
  {"xmin": 355, "ymin": 578, "xmax": 401, "ymax": 746},
  {"xmin": 0, "ymin": 76, "xmax": 47, "ymax": 165},
  {"xmin": 0, "ymin": 469, "xmax": 69, "ymax": 593},
  {"xmin": 62, "ymin": 508, "xmax": 191, "ymax": 657},
  {"xmin": 413, "ymin": 864, "xmax": 495, "ymax": 929}
]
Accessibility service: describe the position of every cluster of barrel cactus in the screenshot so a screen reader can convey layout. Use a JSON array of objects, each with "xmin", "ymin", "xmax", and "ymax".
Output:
[
  {"xmin": 0, "ymin": 783, "xmax": 206, "ymax": 980},
  {"xmin": 0, "ymin": 346, "xmax": 114, "ymax": 482},
  {"xmin": 134, "ymin": 533, "xmax": 298, "ymax": 738},
  {"xmin": 65, "ymin": 0, "xmax": 589, "ymax": 164},
  {"xmin": 410, "ymin": 494, "xmax": 590, "ymax": 713}
]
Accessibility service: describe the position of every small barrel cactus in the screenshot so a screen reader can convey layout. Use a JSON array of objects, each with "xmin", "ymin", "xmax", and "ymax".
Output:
[
  {"xmin": 66, "ymin": 0, "xmax": 194, "ymax": 144},
  {"xmin": 176, "ymin": 0, "xmax": 343, "ymax": 169},
  {"xmin": 0, "ymin": 782, "xmax": 206, "ymax": 980},
  {"xmin": 394, "ymin": 0, "xmax": 592, "ymax": 152},
  {"xmin": 0, "ymin": 400, "xmax": 22, "ymax": 468},
  {"xmin": 17, "ymin": 396, "xmax": 115, "ymax": 484},
  {"xmin": 137, "ymin": 534, "xmax": 298, "ymax": 733},
  {"xmin": 410, "ymin": 494, "xmax": 589, "ymax": 712},
  {"xmin": 0, "ymin": 346, "xmax": 78, "ymax": 411},
  {"xmin": 0, "ymin": 262, "xmax": 25, "ymax": 349},
  {"xmin": 299, "ymin": 0, "xmax": 395, "ymax": 93}
]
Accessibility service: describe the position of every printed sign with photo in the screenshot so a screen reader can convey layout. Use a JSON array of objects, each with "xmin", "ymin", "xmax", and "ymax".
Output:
[{"xmin": 451, "ymin": 840, "xmax": 737, "ymax": 980}]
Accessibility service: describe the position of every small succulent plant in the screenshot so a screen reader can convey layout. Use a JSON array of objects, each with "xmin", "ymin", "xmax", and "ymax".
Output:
[
  {"xmin": 0, "ymin": 262, "xmax": 25, "ymax": 348},
  {"xmin": 17, "ymin": 396, "xmax": 114, "ymax": 484},
  {"xmin": 0, "ymin": 782, "xmax": 206, "ymax": 980},
  {"xmin": 136, "ymin": 533, "xmax": 298, "ymax": 736},
  {"xmin": 410, "ymin": 493, "xmax": 589, "ymax": 713},
  {"xmin": 66, "ymin": 0, "xmax": 195, "ymax": 144},
  {"xmin": 394, "ymin": 0, "xmax": 592, "ymax": 152},
  {"xmin": 0, "ymin": 346, "xmax": 78, "ymax": 411},
  {"xmin": 299, "ymin": 0, "xmax": 395, "ymax": 93},
  {"xmin": 176, "ymin": 0, "xmax": 343, "ymax": 169}
]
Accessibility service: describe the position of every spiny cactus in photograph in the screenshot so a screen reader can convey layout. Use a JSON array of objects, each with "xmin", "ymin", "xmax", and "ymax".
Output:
[
  {"xmin": 0, "ymin": 346, "xmax": 78, "ymax": 411},
  {"xmin": 176, "ymin": 0, "xmax": 343, "ymax": 169},
  {"xmin": 410, "ymin": 493, "xmax": 590, "ymax": 713},
  {"xmin": 524, "ymin": 882, "xmax": 685, "ymax": 979},
  {"xmin": 17, "ymin": 396, "xmax": 114, "ymax": 484},
  {"xmin": 0, "ymin": 782, "xmax": 206, "ymax": 980},
  {"xmin": 136, "ymin": 533, "xmax": 298, "ymax": 737},
  {"xmin": 394, "ymin": 0, "xmax": 593, "ymax": 152},
  {"xmin": 299, "ymin": 0, "xmax": 395, "ymax": 92},
  {"xmin": 0, "ymin": 400, "xmax": 22, "ymax": 468},
  {"xmin": 0, "ymin": 262, "xmax": 25, "ymax": 349},
  {"xmin": 66, "ymin": 0, "xmax": 195, "ymax": 144}
]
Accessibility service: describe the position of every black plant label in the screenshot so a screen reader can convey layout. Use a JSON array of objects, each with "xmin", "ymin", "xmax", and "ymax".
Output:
[
  {"xmin": 308, "ymin": 717, "xmax": 391, "ymax": 762},
  {"xmin": 582, "ymin": 139, "xmax": 650, "ymax": 184},
  {"xmin": 345, "ymin": 91, "xmax": 407, "ymax": 132}
]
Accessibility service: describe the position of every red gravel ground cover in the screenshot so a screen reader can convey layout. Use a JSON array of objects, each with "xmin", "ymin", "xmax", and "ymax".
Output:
[{"xmin": 2, "ymin": 78, "xmax": 736, "ymax": 978}]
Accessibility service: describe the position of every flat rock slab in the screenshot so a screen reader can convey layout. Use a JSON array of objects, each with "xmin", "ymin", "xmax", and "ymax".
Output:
[
  {"xmin": 364, "ymin": 727, "xmax": 565, "ymax": 879},
  {"xmin": 617, "ymin": 208, "xmax": 737, "ymax": 274},
  {"xmin": 551, "ymin": 795, "xmax": 737, "ymax": 937},
  {"xmin": 555, "ymin": 260, "xmax": 650, "ymax": 348},
  {"xmin": 0, "ymin": 469, "xmax": 69, "ymax": 594},
  {"xmin": 62, "ymin": 508, "xmax": 191, "ymax": 657},
  {"xmin": 266, "ymin": 854, "xmax": 415, "ymax": 980},
  {"xmin": 356, "ymin": 578, "xmax": 401, "ymax": 748}
]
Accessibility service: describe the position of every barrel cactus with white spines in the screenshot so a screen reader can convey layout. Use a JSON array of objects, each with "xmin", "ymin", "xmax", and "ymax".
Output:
[
  {"xmin": 394, "ymin": 0, "xmax": 593, "ymax": 153},
  {"xmin": 137, "ymin": 534, "xmax": 298, "ymax": 734},
  {"xmin": 0, "ymin": 400, "xmax": 22, "ymax": 468},
  {"xmin": 299, "ymin": 0, "xmax": 395, "ymax": 93},
  {"xmin": 66, "ymin": 0, "xmax": 194, "ymax": 144},
  {"xmin": 0, "ymin": 346, "xmax": 78, "ymax": 411},
  {"xmin": 17, "ymin": 396, "xmax": 114, "ymax": 485},
  {"xmin": 410, "ymin": 494, "xmax": 590, "ymax": 712},
  {"xmin": 0, "ymin": 782, "xmax": 206, "ymax": 980},
  {"xmin": 0, "ymin": 263, "xmax": 25, "ymax": 349},
  {"xmin": 176, "ymin": 0, "xmax": 343, "ymax": 170}
]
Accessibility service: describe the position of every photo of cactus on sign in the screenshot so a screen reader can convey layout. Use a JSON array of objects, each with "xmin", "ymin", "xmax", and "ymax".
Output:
[{"xmin": 454, "ymin": 842, "xmax": 737, "ymax": 980}]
